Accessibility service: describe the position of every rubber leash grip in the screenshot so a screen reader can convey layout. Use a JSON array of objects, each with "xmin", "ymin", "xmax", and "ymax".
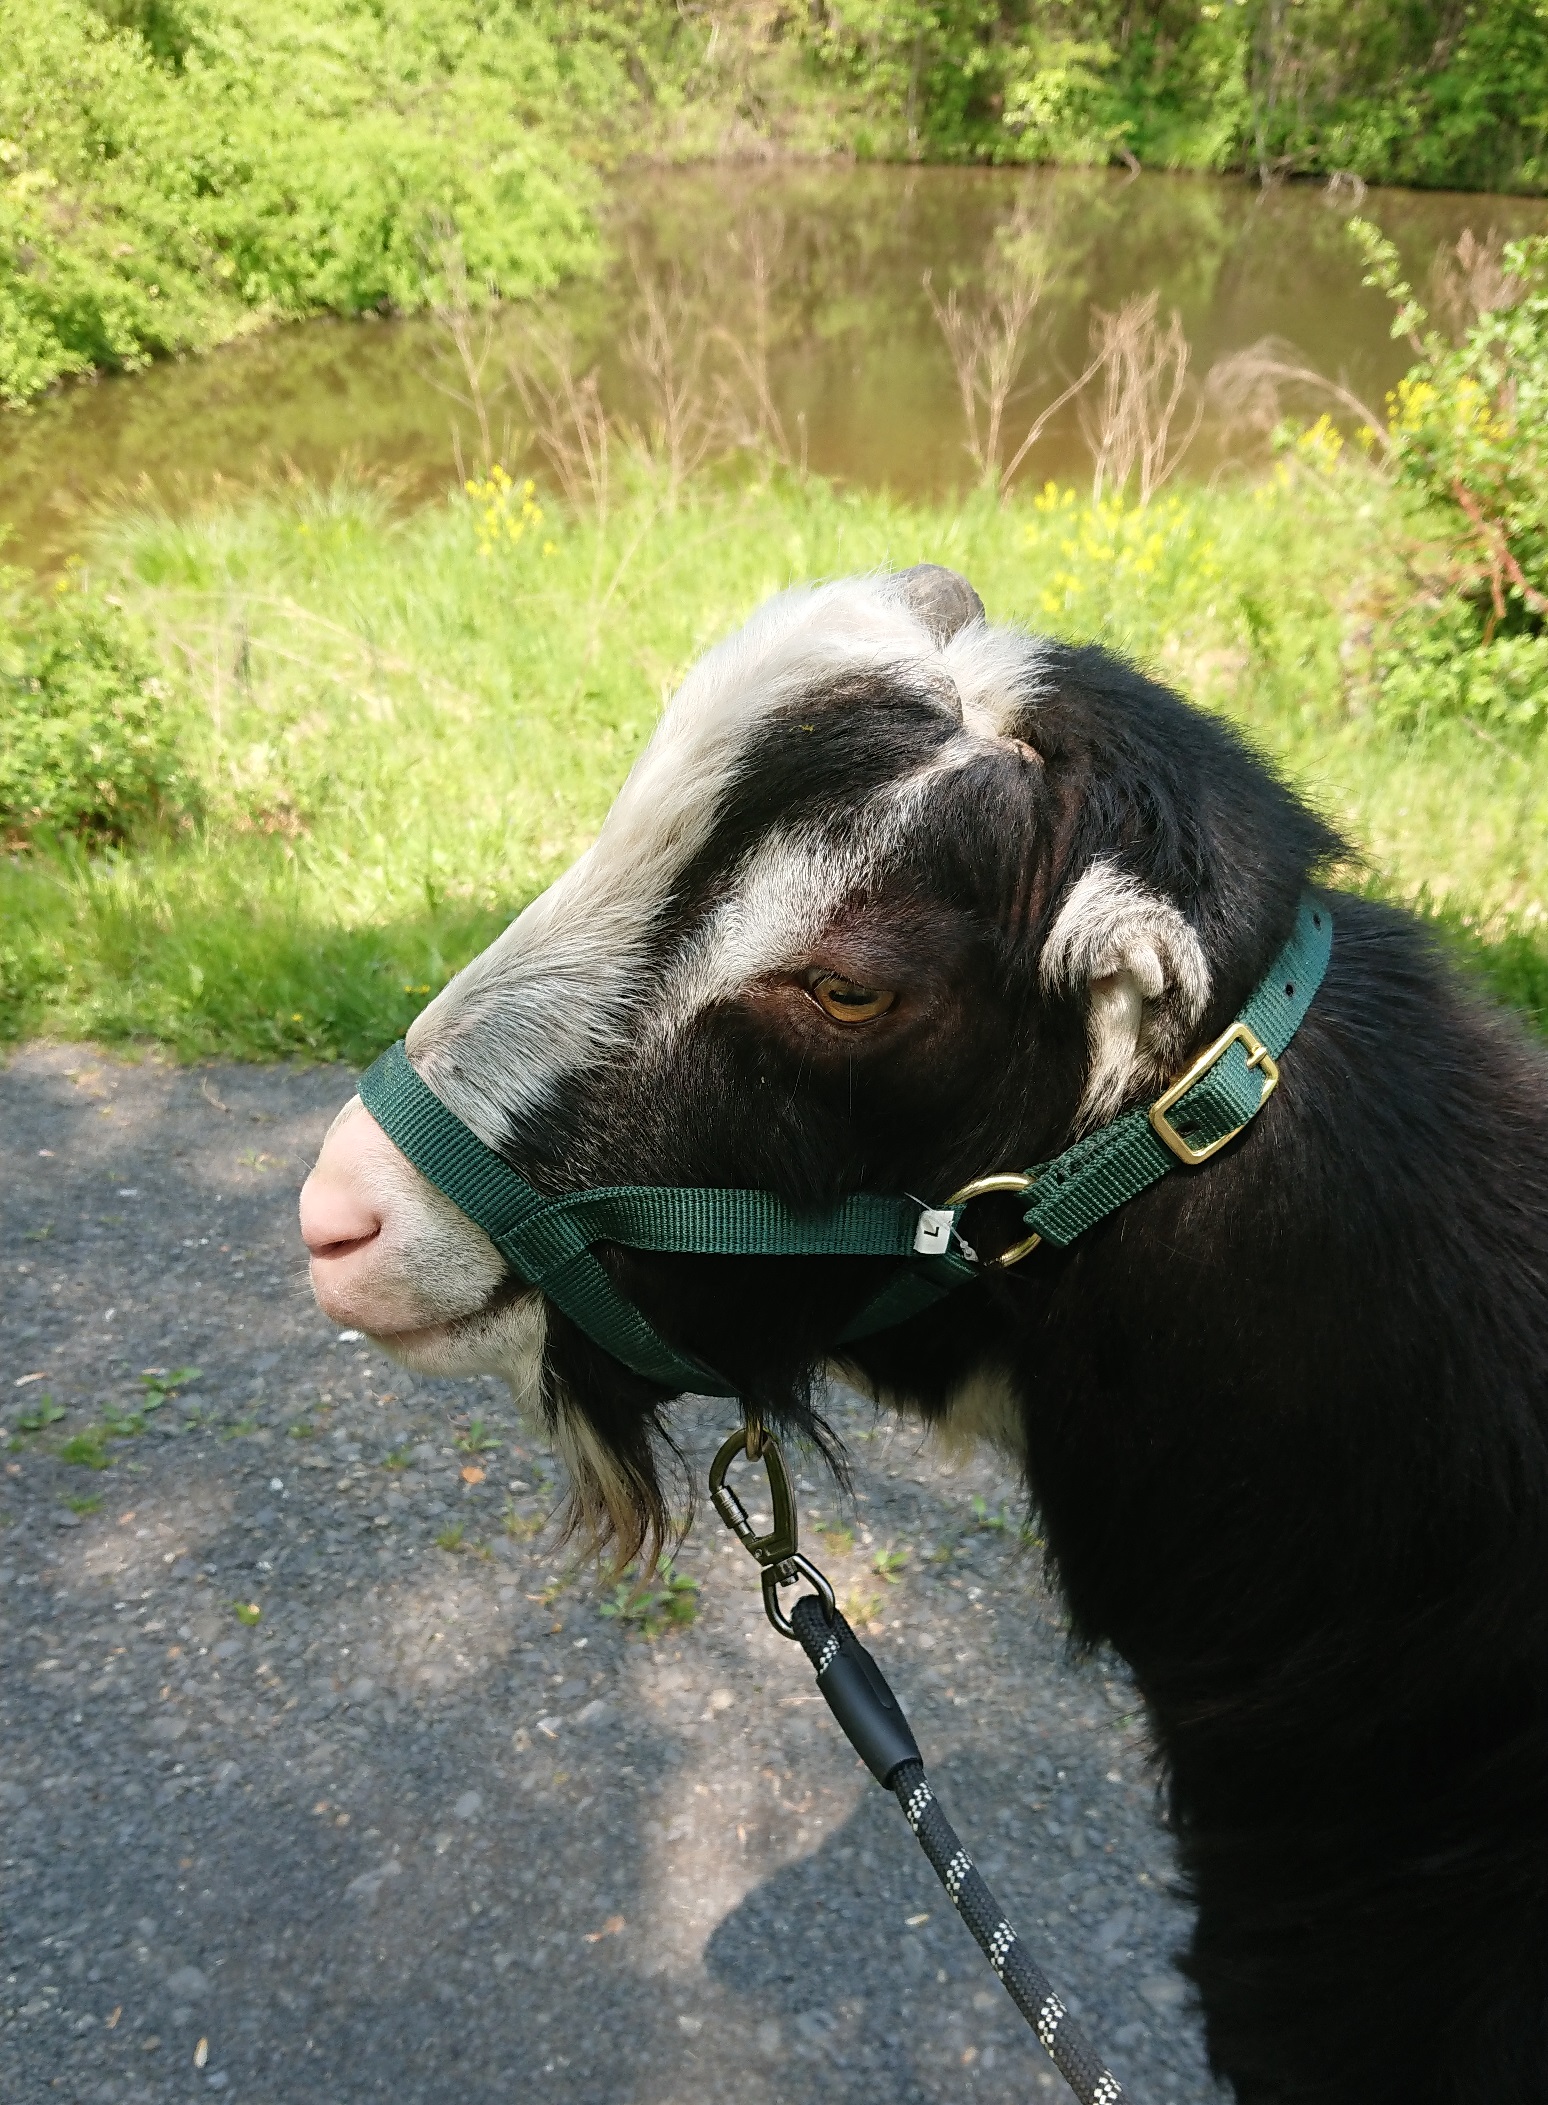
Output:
[
  {"xmin": 788, "ymin": 1593, "xmax": 1128, "ymax": 2105},
  {"xmin": 790, "ymin": 1593, "xmax": 921, "ymax": 1786}
]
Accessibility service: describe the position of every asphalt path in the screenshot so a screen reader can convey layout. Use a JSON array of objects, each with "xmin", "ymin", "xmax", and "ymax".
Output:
[{"xmin": 0, "ymin": 1044, "xmax": 1221, "ymax": 2105}]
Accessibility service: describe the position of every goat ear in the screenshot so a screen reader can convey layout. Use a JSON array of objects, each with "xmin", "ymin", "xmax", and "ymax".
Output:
[
  {"xmin": 892, "ymin": 564, "xmax": 985, "ymax": 645},
  {"xmin": 1040, "ymin": 860, "xmax": 1212, "ymax": 1128}
]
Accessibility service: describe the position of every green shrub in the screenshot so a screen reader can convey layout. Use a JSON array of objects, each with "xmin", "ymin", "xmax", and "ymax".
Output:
[
  {"xmin": 1373, "ymin": 601, "xmax": 1548, "ymax": 738},
  {"xmin": 1346, "ymin": 221, "xmax": 1548, "ymax": 738},
  {"xmin": 0, "ymin": 579, "xmax": 186, "ymax": 840},
  {"xmin": 802, "ymin": 0, "xmax": 1548, "ymax": 186},
  {"xmin": 0, "ymin": 0, "xmax": 616, "ymax": 404}
]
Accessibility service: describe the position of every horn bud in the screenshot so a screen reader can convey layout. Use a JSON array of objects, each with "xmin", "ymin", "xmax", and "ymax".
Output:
[{"xmin": 892, "ymin": 564, "xmax": 985, "ymax": 645}]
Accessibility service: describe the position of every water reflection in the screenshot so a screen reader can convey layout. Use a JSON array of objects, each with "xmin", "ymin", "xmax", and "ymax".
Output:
[{"xmin": 3, "ymin": 165, "xmax": 1543, "ymax": 568}]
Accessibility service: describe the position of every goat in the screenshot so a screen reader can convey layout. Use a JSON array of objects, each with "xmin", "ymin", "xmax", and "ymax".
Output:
[{"xmin": 300, "ymin": 566, "xmax": 1548, "ymax": 2105}]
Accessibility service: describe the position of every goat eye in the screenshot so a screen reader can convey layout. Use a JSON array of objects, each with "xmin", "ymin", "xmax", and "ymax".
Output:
[{"xmin": 808, "ymin": 972, "xmax": 896, "ymax": 1024}]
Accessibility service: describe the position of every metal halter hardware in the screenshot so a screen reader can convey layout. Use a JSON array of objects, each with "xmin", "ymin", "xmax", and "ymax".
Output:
[
  {"xmin": 707, "ymin": 1424, "xmax": 836, "ymax": 1638},
  {"xmin": 356, "ymin": 899, "xmax": 1330, "ymax": 1395}
]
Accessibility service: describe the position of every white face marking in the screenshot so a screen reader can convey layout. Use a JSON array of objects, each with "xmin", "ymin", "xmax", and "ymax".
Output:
[
  {"xmin": 314, "ymin": 570, "xmax": 1061, "ymax": 1539},
  {"xmin": 406, "ymin": 574, "xmax": 969, "ymax": 1144},
  {"xmin": 653, "ymin": 824, "xmax": 870, "ymax": 1031},
  {"xmin": 1041, "ymin": 860, "xmax": 1211, "ymax": 1125},
  {"xmin": 650, "ymin": 698, "xmax": 1045, "ymax": 1044}
]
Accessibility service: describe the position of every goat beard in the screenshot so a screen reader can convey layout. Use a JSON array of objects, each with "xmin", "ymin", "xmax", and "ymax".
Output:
[{"xmin": 535, "ymin": 1304, "xmax": 849, "ymax": 1579}]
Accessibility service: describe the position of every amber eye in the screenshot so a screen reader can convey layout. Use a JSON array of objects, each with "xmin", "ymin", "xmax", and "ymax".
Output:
[{"xmin": 808, "ymin": 972, "xmax": 896, "ymax": 1024}]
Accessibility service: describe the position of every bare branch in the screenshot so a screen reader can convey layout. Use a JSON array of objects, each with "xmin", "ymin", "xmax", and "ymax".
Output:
[
  {"xmin": 506, "ymin": 327, "xmax": 611, "ymax": 527},
  {"xmin": 1082, "ymin": 293, "xmax": 1204, "ymax": 505},
  {"xmin": 618, "ymin": 243, "xmax": 725, "ymax": 509},
  {"xmin": 1429, "ymin": 228, "xmax": 1521, "ymax": 344},
  {"xmin": 1204, "ymin": 336, "xmax": 1390, "ymax": 460},
  {"xmin": 713, "ymin": 211, "xmax": 800, "ymax": 473},
  {"xmin": 428, "ymin": 227, "xmax": 511, "ymax": 478}
]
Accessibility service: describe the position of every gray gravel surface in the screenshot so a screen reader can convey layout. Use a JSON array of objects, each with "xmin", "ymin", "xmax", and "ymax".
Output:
[{"xmin": 1, "ymin": 1044, "xmax": 1219, "ymax": 2105}]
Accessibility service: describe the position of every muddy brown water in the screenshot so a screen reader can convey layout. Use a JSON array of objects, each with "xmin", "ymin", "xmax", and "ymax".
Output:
[{"xmin": 4, "ymin": 164, "xmax": 1545, "ymax": 569}]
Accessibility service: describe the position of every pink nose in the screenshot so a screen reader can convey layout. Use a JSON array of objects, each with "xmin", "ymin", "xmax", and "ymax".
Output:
[
  {"xmin": 299, "ymin": 1112, "xmax": 384, "ymax": 1258},
  {"xmin": 299, "ymin": 1178, "xmax": 381, "ymax": 1257}
]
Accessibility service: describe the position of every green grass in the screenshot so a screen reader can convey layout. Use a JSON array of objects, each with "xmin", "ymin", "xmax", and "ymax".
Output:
[
  {"xmin": 2, "ymin": 459, "xmax": 1546, "ymax": 1057},
  {"xmin": 15, "ymin": 1398, "xmax": 65, "ymax": 1434},
  {"xmin": 60, "ymin": 1429, "xmax": 113, "ymax": 1470},
  {"xmin": 598, "ymin": 1560, "xmax": 700, "ymax": 1639},
  {"xmin": 453, "ymin": 1420, "xmax": 500, "ymax": 1455}
]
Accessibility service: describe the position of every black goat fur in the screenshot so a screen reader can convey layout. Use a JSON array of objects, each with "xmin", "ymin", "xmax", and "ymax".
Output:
[{"xmin": 466, "ymin": 620, "xmax": 1548, "ymax": 2104}]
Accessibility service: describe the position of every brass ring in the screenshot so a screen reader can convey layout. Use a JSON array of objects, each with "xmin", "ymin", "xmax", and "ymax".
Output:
[{"xmin": 946, "ymin": 1170, "xmax": 1042, "ymax": 1271}]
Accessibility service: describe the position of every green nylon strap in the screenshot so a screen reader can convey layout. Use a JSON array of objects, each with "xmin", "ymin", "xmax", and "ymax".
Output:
[
  {"xmin": 838, "ymin": 1253, "xmax": 978, "ymax": 1339},
  {"xmin": 356, "ymin": 894, "xmax": 1331, "ymax": 1394},
  {"xmin": 356, "ymin": 1042, "xmax": 970, "ymax": 1393},
  {"xmin": 359, "ymin": 1043, "xmax": 734, "ymax": 1393},
  {"xmin": 1020, "ymin": 895, "xmax": 1332, "ymax": 1249}
]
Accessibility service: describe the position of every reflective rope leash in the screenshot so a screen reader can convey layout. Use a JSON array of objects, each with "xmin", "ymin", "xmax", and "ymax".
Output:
[{"xmin": 710, "ymin": 1427, "xmax": 1129, "ymax": 2105}]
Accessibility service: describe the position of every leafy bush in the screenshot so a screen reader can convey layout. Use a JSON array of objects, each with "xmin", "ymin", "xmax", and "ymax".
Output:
[
  {"xmin": 1350, "ymin": 220, "xmax": 1548, "ymax": 736},
  {"xmin": 1372, "ymin": 602, "xmax": 1548, "ymax": 738},
  {"xmin": 0, "ymin": 0, "xmax": 623, "ymax": 404},
  {"xmin": 801, "ymin": 0, "xmax": 1548, "ymax": 187},
  {"xmin": 4, "ymin": 2, "xmax": 1547, "ymax": 410},
  {"xmin": 0, "ymin": 579, "xmax": 186, "ymax": 840}
]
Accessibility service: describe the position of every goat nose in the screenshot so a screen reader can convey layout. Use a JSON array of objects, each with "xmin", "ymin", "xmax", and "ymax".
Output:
[{"xmin": 299, "ymin": 1174, "xmax": 382, "ymax": 1258}]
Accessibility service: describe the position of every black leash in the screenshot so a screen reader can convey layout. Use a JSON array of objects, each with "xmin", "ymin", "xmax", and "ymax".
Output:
[{"xmin": 709, "ymin": 1426, "xmax": 1129, "ymax": 2105}]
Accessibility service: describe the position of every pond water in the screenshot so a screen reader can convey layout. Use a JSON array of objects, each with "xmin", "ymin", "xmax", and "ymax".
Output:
[{"xmin": 4, "ymin": 164, "xmax": 1544, "ymax": 568}]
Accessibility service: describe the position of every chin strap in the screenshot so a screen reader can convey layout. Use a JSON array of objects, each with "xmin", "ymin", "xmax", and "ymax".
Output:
[{"xmin": 357, "ymin": 896, "xmax": 1331, "ymax": 1392}]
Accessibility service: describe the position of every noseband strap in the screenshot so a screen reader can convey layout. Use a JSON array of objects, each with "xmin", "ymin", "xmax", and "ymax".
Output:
[
  {"xmin": 358, "ymin": 896, "xmax": 1331, "ymax": 1394},
  {"xmin": 357, "ymin": 1044, "xmax": 974, "ymax": 1392}
]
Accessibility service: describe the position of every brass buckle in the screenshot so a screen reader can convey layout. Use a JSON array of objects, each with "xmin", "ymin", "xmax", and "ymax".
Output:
[
  {"xmin": 1148, "ymin": 1021, "xmax": 1280, "ymax": 1167},
  {"xmin": 946, "ymin": 1171, "xmax": 1041, "ymax": 1268}
]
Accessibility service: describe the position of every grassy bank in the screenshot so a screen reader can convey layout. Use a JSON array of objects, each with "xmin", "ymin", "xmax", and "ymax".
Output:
[
  {"xmin": 5, "ymin": 0, "xmax": 1547, "ymax": 408},
  {"xmin": 3, "ymin": 458, "xmax": 1546, "ymax": 1060}
]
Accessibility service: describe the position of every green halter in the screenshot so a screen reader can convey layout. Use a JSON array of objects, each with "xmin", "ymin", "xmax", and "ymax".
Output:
[{"xmin": 358, "ymin": 896, "xmax": 1331, "ymax": 1395}]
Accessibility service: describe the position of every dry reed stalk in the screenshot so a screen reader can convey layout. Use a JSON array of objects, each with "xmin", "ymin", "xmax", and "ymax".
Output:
[
  {"xmin": 925, "ymin": 198, "xmax": 1103, "ymax": 498},
  {"xmin": 507, "ymin": 328, "xmax": 612, "ymax": 529},
  {"xmin": 1430, "ymin": 228, "xmax": 1520, "ymax": 343},
  {"xmin": 1081, "ymin": 292, "xmax": 1204, "ymax": 505},
  {"xmin": 714, "ymin": 212, "xmax": 806, "ymax": 476},
  {"xmin": 924, "ymin": 266, "xmax": 1045, "ymax": 490},
  {"xmin": 429, "ymin": 233, "xmax": 512, "ymax": 480},
  {"xmin": 618, "ymin": 245, "xmax": 722, "ymax": 508}
]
